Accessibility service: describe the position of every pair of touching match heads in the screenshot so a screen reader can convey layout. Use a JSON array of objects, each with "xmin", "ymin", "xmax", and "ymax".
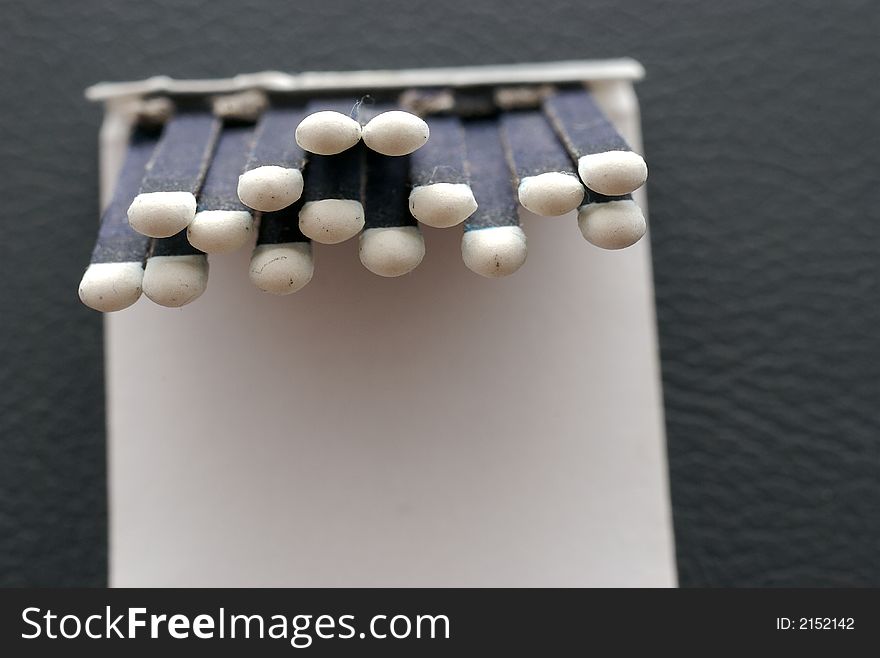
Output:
[{"xmin": 294, "ymin": 103, "xmax": 429, "ymax": 157}]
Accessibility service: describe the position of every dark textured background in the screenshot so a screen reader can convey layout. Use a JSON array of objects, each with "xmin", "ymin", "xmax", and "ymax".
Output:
[{"xmin": 1, "ymin": 0, "xmax": 878, "ymax": 586}]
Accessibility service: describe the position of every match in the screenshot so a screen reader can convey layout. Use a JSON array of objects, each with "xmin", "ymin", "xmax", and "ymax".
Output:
[
  {"xmin": 360, "ymin": 104, "xmax": 429, "ymax": 157},
  {"xmin": 408, "ymin": 115, "xmax": 478, "ymax": 228},
  {"xmin": 499, "ymin": 110, "xmax": 585, "ymax": 217},
  {"xmin": 249, "ymin": 202, "xmax": 314, "ymax": 295},
  {"xmin": 294, "ymin": 99, "xmax": 362, "ymax": 156},
  {"xmin": 543, "ymin": 87, "xmax": 647, "ymax": 196},
  {"xmin": 79, "ymin": 126, "xmax": 159, "ymax": 312},
  {"xmin": 359, "ymin": 149, "xmax": 425, "ymax": 277},
  {"xmin": 577, "ymin": 190, "xmax": 646, "ymax": 250},
  {"xmin": 238, "ymin": 106, "xmax": 307, "ymax": 212},
  {"xmin": 460, "ymin": 119, "xmax": 527, "ymax": 278},
  {"xmin": 187, "ymin": 123, "xmax": 256, "ymax": 254},
  {"xmin": 142, "ymin": 230, "xmax": 209, "ymax": 307},
  {"xmin": 127, "ymin": 111, "xmax": 220, "ymax": 237},
  {"xmin": 298, "ymin": 144, "xmax": 365, "ymax": 244}
]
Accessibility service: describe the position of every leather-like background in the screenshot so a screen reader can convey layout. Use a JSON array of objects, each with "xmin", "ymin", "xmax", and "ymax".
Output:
[{"xmin": 1, "ymin": 0, "xmax": 878, "ymax": 586}]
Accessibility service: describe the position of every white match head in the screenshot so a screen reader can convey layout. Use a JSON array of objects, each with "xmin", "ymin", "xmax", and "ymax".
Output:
[
  {"xmin": 517, "ymin": 172, "xmax": 585, "ymax": 217},
  {"xmin": 362, "ymin": 110, "xmax": 430, "ymax": 156},
  {"xmin": 577, "ymin": 151, "xmax": 648, "ymax": 196},
  {"xmin": 237, "ymin": 165, "xmax": 304, "ymax": 212},
  {"xmin": 295, "ymin": 111, "xmax": 362, "ymax": 155},
  {"xmin": 461, "ymin": 225, "xmax": 528, "ymax": 278},
  {"xmin": 187, "ymin": 210, "xmax": 254, "ymax": 254},
  {"xmin": 358, "ymin": 226, "xmax": 425, "ymax": 277},
  {"xmin": 127, "ymin": 191, "xmax": 197, "ymax": 238},
  {"xmin": 78, "ymin": 262, "xmax": 144, "ymax": 312},
  {"xmin": 298, "ymin": 199, "xmax": 365, "ymax": 244},
  {"xmin": 142, "ymin": 255, "xmax": 209, "ymax": 307},
  {"xmin": 248, "ymin": 242, "xmax": 314, "ymax": 295},
  {"xmin": 577, "ymin": 199, "xmax": 647, "ymax": 250},
  {"xmin": 409, "ymin": 183, "xmax": 478, "ymax": 228}
]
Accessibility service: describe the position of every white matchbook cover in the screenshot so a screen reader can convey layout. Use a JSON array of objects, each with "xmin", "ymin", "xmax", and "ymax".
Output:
[{"xmin": 103, "ymin": 78, "xmax": 677, "ymax": 587}]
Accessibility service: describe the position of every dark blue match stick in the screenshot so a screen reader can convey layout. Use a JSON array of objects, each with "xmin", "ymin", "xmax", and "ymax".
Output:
[
  {"xmin": 499, "ymin": 110, "xmax": 584, "ymax": 217},
  {"xmin": 407, "ymin": 115, "xmax": 477, "ymax": 228},
  {"xmin": 187, "ymin": 124, "xmax": 256, "ymax": 254},
  {"xmin": 577, "ymin": 189, "xmax": 646, "ymax": 250},
  {"xmin": 298, "ymin": 143, "xmax": 365, "ymax": 244},
  {"xmin": 359, "ymin": 148, "xmax": 425, "ymax": 277},
  {"xmin": 127, "ymin": 111, "xmax": 221, "ymax": 237},
  {"xmin": 249, "ymin": 200, "xmax": 314, "ymax": 295},
  {"xmin": 543, "ymin": 87, "xmax": 647, "ymax": 196},
  {"xmin": 78, "ymin": 126, "xmax": 161, "ymax": 312},
  {"xmin": 238, "ymin": 106, "xmax": 308, "ymax": 212},
  {"xmin": 461, "ymin": 119, "xmax": 527, "ymax": 278}
]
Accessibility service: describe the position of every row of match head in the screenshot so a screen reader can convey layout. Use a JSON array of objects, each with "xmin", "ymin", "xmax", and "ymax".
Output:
[
  {"xmin": 235, "ymin": 154, "xmax": 646, "ymax": 229},
  {"xmin": 78, "ymin": 224, "xmax": 514, "ymax": 311},
  {"xmin": 238, "ymin": 171, "xmax": 479, "ymax": 235},
  {"xmin": 128, "ymin": 110, "xmax": 647, "ymax": 243},
  {"xmin": 249, "ymin": 223, "xmax": 535, "ymax": 292},
  {"xmin": 156, "ymin": 185, "xmax": 476, "ymax": 259},
  {"xmin": 127, "ymin": 184, "xmax": 644, "ymax": 266},
  {"xmin": 140, "ymin": 163, "xmax": 644, "ymax": 255},
  {"xmin": 81, "ymin": 200, "xmax": 645, "ymax": 313}
]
